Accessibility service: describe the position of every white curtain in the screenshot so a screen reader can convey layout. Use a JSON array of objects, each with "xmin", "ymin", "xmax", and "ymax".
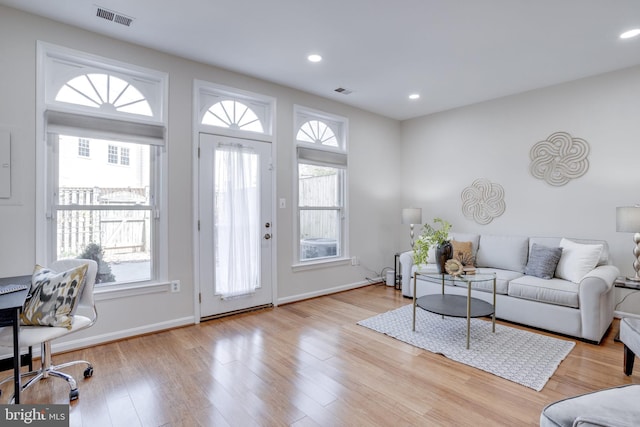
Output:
[{"xmin": 214, "ymin": 143, "xmax": 260, "ymax": 298}]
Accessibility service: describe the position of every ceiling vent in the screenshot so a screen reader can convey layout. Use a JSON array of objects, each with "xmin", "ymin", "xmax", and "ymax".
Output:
[
  {"xmin": 334, "ymin": 87, "xmax": 353, "ymax": 95},
  {"xmin": 96, "ymin": 6, "xmax": 134, "ymax": 27}
]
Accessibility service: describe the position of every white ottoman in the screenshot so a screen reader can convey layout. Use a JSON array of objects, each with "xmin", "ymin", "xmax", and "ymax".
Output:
[
  {"xmin": 540, "ymin": 384, "xmax": 640, "ymax": 427},
  {"xmin": 620, "ymin": 317, "xmax": 640, "ymax": 375}
]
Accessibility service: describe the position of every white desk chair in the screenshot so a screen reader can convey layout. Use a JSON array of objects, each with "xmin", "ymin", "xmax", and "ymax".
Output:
[{"xmin": 0, "ymin": 259, "xmax": 97, "ymax": 402}]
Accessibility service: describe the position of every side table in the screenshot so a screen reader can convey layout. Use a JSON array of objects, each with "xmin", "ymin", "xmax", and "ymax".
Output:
[{"xmin": 614, "ymin": 278, "xmax": 640, "ymax": 342}]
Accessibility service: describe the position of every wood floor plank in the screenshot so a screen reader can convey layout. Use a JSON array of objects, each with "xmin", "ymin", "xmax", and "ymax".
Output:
[{"xmin": 1, "ymin": 284, "xmax": 638, "ymax": 426}]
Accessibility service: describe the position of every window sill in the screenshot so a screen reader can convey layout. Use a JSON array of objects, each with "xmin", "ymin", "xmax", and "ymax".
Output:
[
  {"xmin": 95, "ymin": 281, "xmax": 171, "ymax": 301},
  {"xmin": 292, "ymin": 257, "xmax": 351, "ymax": 272}
]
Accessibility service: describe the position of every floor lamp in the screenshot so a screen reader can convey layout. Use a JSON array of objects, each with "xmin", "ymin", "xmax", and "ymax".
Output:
[
  {"xmin": 617, "ymin": 206, "xmax": 640, "ymax": 281},
  {"xmin": 402, "ymin": 208, "xmax": 422, "ymax": 248}
]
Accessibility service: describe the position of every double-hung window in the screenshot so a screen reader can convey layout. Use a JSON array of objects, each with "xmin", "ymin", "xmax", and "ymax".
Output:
[
  {"xmin": 38, "ymin": 42, "xmax": 168, "ymax": 286},
  {"xmin": 295, "ymin": 106, "xmax": 348, "ymax": 264}
]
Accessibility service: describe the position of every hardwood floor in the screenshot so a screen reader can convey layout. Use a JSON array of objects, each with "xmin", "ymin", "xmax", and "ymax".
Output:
[{"xmin": 1, "ymin": 284, "xmax": 637, "ymax": 426}]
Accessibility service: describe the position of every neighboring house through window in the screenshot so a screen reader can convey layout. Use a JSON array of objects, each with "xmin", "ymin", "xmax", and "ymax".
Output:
[
  {"xmin": 78, "ymin": 138, "xmax": 90, "ymax": 157},
  {"xmin": 37, "ymin": 42, "xmax": 168, "ymax": 287},
  {"xmin": 294, "ymin": 106, "xmax": 348, "ymax": 264}
]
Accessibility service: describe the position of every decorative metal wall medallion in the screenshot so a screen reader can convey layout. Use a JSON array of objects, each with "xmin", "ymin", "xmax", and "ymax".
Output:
[
  {"xmin": 461, "ymin": 178, "xmax": 506, "ymax": 225},
  {"xmin": 529, "ymin": 131, "xmax": 590, "ymax": 186}
]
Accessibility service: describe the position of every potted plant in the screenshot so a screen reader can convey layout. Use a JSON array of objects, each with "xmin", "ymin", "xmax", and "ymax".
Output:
[{"xmin": 412, "ymin": 217, "xmax": 452, "ymax": 273}]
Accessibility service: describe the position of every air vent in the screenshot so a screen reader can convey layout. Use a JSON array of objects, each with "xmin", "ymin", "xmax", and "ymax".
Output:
[
  {"xmin": 334, "ymin": 87, "xmax": 353, "ymax": 95},
  {"xmin": 96, "ymin": 6, "xmax": 133, "ymax": 27}
]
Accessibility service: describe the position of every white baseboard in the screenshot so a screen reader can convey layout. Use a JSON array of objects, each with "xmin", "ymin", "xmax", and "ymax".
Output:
[
  {"xmin": 0, "ymin": 316, "xmax": 197, "ymax": 360},
  {"xmin": 277, "ymin": 278, "xmax": 379, "ymax": 305}
]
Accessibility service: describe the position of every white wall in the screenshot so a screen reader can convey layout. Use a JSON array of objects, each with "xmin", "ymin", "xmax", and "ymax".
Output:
[
  {"xmin": 0, "ymin": 6, "xmax": 402, "ymax": 350},
  {"xmin": 400, "ymin": 65, "xmax": 640, "ymax": 314}
]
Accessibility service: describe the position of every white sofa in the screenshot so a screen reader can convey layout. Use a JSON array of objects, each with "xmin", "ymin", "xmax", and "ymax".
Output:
[{"xmin": 399, "ymin": 233, "xmax": 620, "ymax": 343}]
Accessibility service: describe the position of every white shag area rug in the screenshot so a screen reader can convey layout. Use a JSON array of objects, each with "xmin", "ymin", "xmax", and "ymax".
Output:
[{"xmin": 357, "ymin": 304, "xmax": 575, "ymax": 391}]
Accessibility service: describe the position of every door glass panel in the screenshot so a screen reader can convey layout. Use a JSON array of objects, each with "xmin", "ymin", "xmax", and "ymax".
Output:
[{"xmin": 214, "ymin": 145, "xmax": 261, "ymax": 298}]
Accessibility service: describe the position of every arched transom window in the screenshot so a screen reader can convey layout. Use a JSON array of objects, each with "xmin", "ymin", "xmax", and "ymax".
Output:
[
  {"xmin": 296, "ymin": 120, "xmax": 338, "ymax": 147},
  {"xmin": 55, "ymin": 73, "xmax": 153, "ymax": 117},
  {"xmin": 202, "ymin": 100, "xmax": 264, "ymax": 133}
]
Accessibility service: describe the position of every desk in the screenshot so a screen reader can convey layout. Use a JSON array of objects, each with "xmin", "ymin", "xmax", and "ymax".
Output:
[{"xmin": 0, "ymin": 276, "xmax": 30, "ymax": 404}]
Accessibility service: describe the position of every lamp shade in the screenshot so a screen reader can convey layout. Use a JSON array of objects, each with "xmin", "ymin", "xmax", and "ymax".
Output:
[
  {"xmin": 617, "ymin": 206, "xmax": 640, "ymax": 232},
  {"xmin": 401, "ymin": 207, "xmax": 422, "ymax": 225}
]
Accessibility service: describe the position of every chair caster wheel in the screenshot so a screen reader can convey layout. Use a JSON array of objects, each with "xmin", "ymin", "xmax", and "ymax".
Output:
[
  {"xmin": 70, "ymin": 389, "xmax": 79, "ymax": 401},
  {"xmin": 84, "ymin": 366, "xmax": 93, "ymax": 378}
]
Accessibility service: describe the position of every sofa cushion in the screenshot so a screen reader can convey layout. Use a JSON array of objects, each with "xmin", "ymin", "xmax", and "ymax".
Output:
[
  {"xmin": 460, "ymin": 268, "xmax": 522, "ymax": 295},
  {"xmin": 524, "ymin": 244, "xmax": 563, "ymax": 279},
  {"xmin": 450, "ymin": 232, "xmax": 480, "ymax": 255},
  {"xmin": 508, "ymin": 275, "xmax": 579, "ymax": 308},
  {"xmin": 21, "ymin": 263, "xmax": 88, "ymax": 329},
  {"xmin": 555, "ymin": 238, "xmax": 603, "ymax": 283},
  {"xmin": 451, "ymin": 240, "xmax": 474, "ymax": 266},
  {"xmin": 530, "ymin": 236, "xmax": 610, "ymax": 267},
  {"xmin": 476, "ymin": 235, "xmax": 529, "ymax": 273}
]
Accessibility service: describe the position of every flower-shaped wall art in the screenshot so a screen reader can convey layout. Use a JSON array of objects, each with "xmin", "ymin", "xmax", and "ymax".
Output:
[
  {"xmin": 461, "ymin": 178, "xmax": 506, "ymax": 225},
  {"xmin": 529, "ymin": 131, "xmax": 590, "ymax": 186}
]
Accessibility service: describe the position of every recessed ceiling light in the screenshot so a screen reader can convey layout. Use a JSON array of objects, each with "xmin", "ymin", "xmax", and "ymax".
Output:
[
  {"xmin": 409, "ymin": 94, "xmax": 420, "ymax": 100},
  {"xmin": 620, "ymin": 29, "xmax": 640, "ymax": 39},
  {"xmin": 308, "ymin": 54, "xmax": 322, "ymax": 63}
]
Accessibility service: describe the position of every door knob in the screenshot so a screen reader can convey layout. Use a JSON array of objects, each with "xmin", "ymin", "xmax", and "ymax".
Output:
[{"xmin": 264, "ymin": 233, "xmax": 272, "ymax": 240}]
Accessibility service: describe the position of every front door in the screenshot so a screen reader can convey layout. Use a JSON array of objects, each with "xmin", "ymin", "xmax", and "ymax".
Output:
[{"xmin": 198, "ymin": 133, "xmax": 273, "ymax": 318}]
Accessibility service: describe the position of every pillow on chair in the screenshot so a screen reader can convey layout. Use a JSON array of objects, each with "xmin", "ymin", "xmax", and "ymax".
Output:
[{"xmin": 21, "ymin": 263, "xmax": 88, "ymax": 329}]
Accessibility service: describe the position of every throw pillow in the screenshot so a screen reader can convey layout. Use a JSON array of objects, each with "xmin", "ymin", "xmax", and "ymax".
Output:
[
  {"xmin": 555, "ymin": 238, "xmax": 603, "ymax": 283},
  {"xmin": 452, "ymin": 240, "xmax": 474, "ymax": 266},
  {"xmin": 21, "ymin": 263, "xmax": 88, "ymax": 329},
  {"xmin": 524, "ymin": 244, "xmax": 563, "ymax": 279}
]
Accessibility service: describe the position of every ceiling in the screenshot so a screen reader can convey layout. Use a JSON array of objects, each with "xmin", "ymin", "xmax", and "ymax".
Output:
[{"xmin": 2, "ymin": 0, "xmax": 640, "ymax": 120}]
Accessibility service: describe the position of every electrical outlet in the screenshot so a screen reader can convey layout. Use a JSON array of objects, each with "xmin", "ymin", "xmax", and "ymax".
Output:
[
  {"xmin": 351, "ymin": 256, "xmax": 359, "ymax": 266},
  {"xmin": 171, "ymin": 280, "xmax": 180, "ymax": 293}
]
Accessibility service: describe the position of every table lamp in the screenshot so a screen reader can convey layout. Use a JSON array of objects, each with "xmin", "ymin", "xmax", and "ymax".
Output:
[
  {"xmin": 402, "ymin": 207, "xmax": 422, "ymax": 248},
  {"xmin": 616, "ymin": 206, "xmax": 640, "ymax": 281}
]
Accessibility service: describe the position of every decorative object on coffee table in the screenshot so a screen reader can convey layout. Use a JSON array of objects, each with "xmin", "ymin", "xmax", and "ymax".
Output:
[
  {"xmin": 445, "ymin": 259, "xmax": 463, "ymax": 276},
  {"xmin": 461, "ymin": 178, "xmax": 506, "ymax": 225},
  {"xmin": 452, "ymin": 240, "xmax": 476, "ymax": 273},
  {"xmin": 435, "ymin": 241, "xmax": 453, "ymax": 273},
  {"xmin": 412, "ymin": 218, "xmax": 452, "ymax": 272},
  {"xmin": 529, "ymin": 131, "xmax": 590, "ymax": 186}
]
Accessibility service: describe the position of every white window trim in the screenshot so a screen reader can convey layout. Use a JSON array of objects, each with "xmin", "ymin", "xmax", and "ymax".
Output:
[
  {"xmin": 36, "ymin": 41, "xmax": 169, "ymax": 294},
  {"xmin": 194, "ymin": 80, "xmax": 275, "ymax": 140},
  {"xmin": 40, "ymin": 41, "xmax": 167, "ymax": 124},
  {"xmin": 293, "ymin": 105, "xmax": 349, "ymax": 267},
  {"xmin": 192, "ymin": 80, "xmax": 278, "ymax": 322}
]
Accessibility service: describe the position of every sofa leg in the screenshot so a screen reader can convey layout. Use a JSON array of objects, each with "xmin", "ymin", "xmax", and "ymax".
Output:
[{"xmin": 624, "ymin": 344, "xmax": 636, "ymax": 376}]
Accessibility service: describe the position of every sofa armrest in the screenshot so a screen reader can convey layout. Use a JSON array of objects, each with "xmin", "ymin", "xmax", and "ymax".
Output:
[
  {"xmin": 399, "ymin": 251, "xmax": 414, "ymax": 297},
  {"xmin": 582, "ymin": 265, "xmax": 619, "ymax": 289},
  {"xmin": 579, "ymin": 265, "xmax": 620, "ymax": 342}
]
